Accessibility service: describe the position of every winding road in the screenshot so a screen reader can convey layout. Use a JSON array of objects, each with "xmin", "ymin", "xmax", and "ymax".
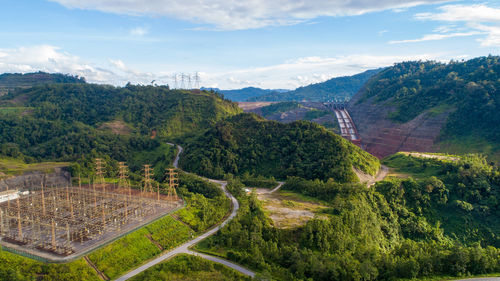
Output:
[{"xmin": 115, "ymin": 144, "xmax": 256, "ymax": 280}]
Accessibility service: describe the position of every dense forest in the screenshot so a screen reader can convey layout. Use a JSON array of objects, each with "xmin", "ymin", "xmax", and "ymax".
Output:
[
  {"xmin": 198, "ymin": 155, "xmax": 500, "ymax": 280},
  {"xmin": 0, "ymin": 72, "xmax": 85, "ymax": 95},
  {"xmin": 0, "ymin": 83, "xmax": 241, "ymax": 177},
  {"xmin": 358, "ymin": 56, "xmax": 500, "ymax": 142},
  {"xmin": 180, "ymin": 113, "xmax": 379, "ymax": 182},
  {"xmin": 0, "ymin": 80, "xmax": 240, "ymax": 188},
  {"xmin": 249, "ymin": 69, "xmax": 381, "ymax": 102},
  {"xmin": 1, "ymin": 83, "xmax": 240, "ymax": 138}
]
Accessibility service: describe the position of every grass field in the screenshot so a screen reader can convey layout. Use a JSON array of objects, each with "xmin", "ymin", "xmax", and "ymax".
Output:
[
  {"xmin": 382, "ymin": 152, "xmax": 451, "ymax": 179},
  {"xmin": 0, "ymin": 106, "xmax": 32, "ymax": 116},
  {"xmin": 129, "ymin": 254, "xmax": 251, "ymax": 281},
  {"xmin": 0, "ymin": 157, "xmax": 69, "ymax": 178},
  {"xmin": 0, "ymin": 249, "xmax": 99, "ymax": 281},
  {"xmin": 87, "ymin": 215, "xmax": 193, "ymax": 280},
  {"xmin": 435, "ymin": 135, "xmax": 500, "ymax": 164},
  {"xmin": 255, "ymin": 189, "xmax": 329, "ymax": 228}
]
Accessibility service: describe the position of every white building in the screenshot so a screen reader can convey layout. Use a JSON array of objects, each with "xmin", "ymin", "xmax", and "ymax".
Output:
[{"xmin": 0, "ymin": 190, "xmax": 19, "ymax": 203}]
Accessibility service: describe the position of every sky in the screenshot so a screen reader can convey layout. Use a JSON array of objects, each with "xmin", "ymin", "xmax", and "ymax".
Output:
[{"xmin": 0, "ymin": 0, "xmax": 499, "ymax": 89}]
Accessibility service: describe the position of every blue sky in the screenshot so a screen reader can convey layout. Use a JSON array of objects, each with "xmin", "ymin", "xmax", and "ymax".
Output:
[{"xmin": 0, "ymin": 0, "xmax": 499, "ymax": 89}]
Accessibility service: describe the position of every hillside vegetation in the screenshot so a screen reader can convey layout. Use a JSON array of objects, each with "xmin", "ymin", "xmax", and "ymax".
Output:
[
  {"xmin": 0, "ymin": 84, "xmax": 241, "ymax": 178},
  {"xmin": 180, "ymin": 113, "xmax": 379, "ymax": 182},
  {"xmin": 197, "ymin": 154, "xmax": 500, "ymax": 281},
  {"xmin": 359, "ymin": 56, "xmax": 500, "ymax": 147},
  {"xmin": 130, "ymin": 254, "xmax": 251, "ymax": 281},
  {"xmin": 250, "ymin": 69, "xmax": 381, "ymax": 102},
  {"xmin": 381, "ymin": 153, "xmax": 500, "ymax": 245},
  {"xmin": 0, "ymin": 72, "xmax": 85, "ymax": 95}
]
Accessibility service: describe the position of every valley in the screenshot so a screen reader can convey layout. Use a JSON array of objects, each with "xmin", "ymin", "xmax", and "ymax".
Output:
[{"xmin": 0, "ymin": 56, "xmax": 499, "ymax": 281}]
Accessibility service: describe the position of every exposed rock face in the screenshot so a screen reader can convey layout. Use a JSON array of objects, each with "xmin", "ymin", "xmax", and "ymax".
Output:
[
  {"xmin": 0, "ymin": 167, "xmax": 71, "ymax": 191},
  {"xmin": 348, "ymin": 94, "xmax": 450, "ymax": 158}
]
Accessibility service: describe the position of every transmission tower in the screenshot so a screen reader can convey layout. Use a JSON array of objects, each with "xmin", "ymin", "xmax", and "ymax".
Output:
[
  {"xmin": 118, "ymin": 162, "xmax": 129, "ymax": 188},
  {"xmin": 172, "ymin": 73, "xmax": 178, "ymax": 89},
  {"xmin": 194, "ymin": 72, "xmax": 200, "ymax": 89},
  {"xmin": 143, "ymin": 164, "xmax": 155, "ymax": 195},
  {"xmin": 95, "ymin": 158, "xmax": 105, "ymax": 190},
  {"xmin": 165, "ymin": 168, "xmax": 178, "ymax": 201},
  {"xmin": 187, "ymin": 74, "xmax": 192, "ymax": 89},
  {"xmin": 180, "ymin": 73, "xmax": 186, "ymax": 89}
]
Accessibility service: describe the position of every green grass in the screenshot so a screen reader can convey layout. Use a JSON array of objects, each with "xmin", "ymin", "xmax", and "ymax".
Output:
[
  {"xmin": 129, "ymin": 254, "xmax": 251, "ymax": 281},
  {"xmin": 303, "ymin": 109, "xmax": 330, "ymax": 120},
  {"xmin": 0, "ymin": 249, "xmax": 99, "ymax": 281},
  {"xmin": 0, "ymin": 106, "xmax": 32, "ymax": 115},
  {"xmin": 276, "ymin": 190, "xmax": 331, "ymax": 206},
  {"xmin": 260, "ymin": 101, "xmax": 301, "ymax": 117},
  {"xmin": 88, "ymin": 215, "xmax": 193, "ymax": 280},
  {"xmin": 382, "ymin": 153, "xmax": 444, "ymax": 179},
  {"xmin": 0, "ymin": 157, "xmax": 69, "ymax": 178},
  {"xmin": 436, "ymin": 135, "xmax": 500, "ymax": 164}
]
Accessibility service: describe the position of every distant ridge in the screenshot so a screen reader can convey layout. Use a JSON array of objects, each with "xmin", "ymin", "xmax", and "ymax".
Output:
[
  {"xmin": 248, "ymin": 68, "xmax": 383, "ymax": 102},
  {"xmin": 0, "ymin": 71, "xmax": 86, "ymax": 87},
  {"xmin": 201, "ymin": 87, "xmax": 289, "ymax": 102},
  {"xmin": 0, "ymin": 71, "xmax": 86, "ymax": 95}
]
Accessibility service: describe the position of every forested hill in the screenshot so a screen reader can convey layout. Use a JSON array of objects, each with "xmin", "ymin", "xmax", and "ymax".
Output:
[
  {"xmin": 0, "ymin": 72, "xmax": 85, "ymax": 93},
  {"xmin": 349, "ymin": 56, "xmax": 500, "ymax": 159},
  {"xmin": 180, "ymin": 113, "xmax": 379, "ymax": 182},
  {"xmin": 249, "ymin": 68, "xmax": 382, "ymax": 102},
  {"xmin": 0, "ymin": 83, "xmax": 241, "ymax": 162}
]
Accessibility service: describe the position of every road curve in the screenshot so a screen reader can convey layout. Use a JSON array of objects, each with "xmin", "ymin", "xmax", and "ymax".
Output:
[
  {"xmin": 115, "ymin": 144, "xmax": 254, "ymax": 280},
  {"xmin": 270, "ymin": 181, "xmax": 284, "ymax": 193}
]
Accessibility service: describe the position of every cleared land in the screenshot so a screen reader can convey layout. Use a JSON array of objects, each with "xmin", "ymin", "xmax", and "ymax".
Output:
[
  {"xmin": 0, "ymin": 157, "xmax": 69, "ymax": 178},
  {"xmin": 255, "ymin": 188, "xmax": 328, "ymax": 228}
]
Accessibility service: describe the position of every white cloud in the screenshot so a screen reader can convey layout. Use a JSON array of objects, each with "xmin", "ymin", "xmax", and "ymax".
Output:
[
  {"xmin": 415, "ymin": 4, "xmax": 500, "ymax": 22},
  {"xmin": 49, "ymin": 0, "xmax": 445, "ymax": 30},
  {"xmin": 202, "ymin": 53, "xmax": 448, "ymax": 89},
  {"xmin": 472, "ymin": 24, "xmax": 500, "ymax": 47},
  {"xmin": 401, "ymin": 4, "xmax": 500, "ymax": 47},
  {"xmin": 389, "ymin": 31, "xmax": 482, "ymax": 44},
  {"xmin": 130, "ymin": 27, "xmax": 148, "ymax": 36},
  {"xmin": 0, "ymin": 45, "xmax": 451, "ymax": 89},
  {"xmin": 0, "ymin": 45, "xmax": 113, "ymax": 82}
]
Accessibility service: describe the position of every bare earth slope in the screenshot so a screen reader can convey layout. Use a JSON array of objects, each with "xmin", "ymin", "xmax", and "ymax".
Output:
[{"xmin": 348, "ymin": 94, "xmax": 450, "ymax": 158}]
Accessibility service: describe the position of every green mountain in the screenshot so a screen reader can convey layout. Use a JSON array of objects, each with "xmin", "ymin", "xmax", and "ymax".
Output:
[
  {"xmin": 249, "ymin": 69, "xmax": 382, "ymax": 102},
  {"xmin": 349, "ymin": 56, "xmax": 500, "ymax": 160},
  {"xmin": 0, "ymin": 72, "xmax": 85, "ymax": 94},
  {"xmin": 199, "ymin": 153, "xmax": 500, "ymax": 281},
  {"xmin": 0, "ymin": 83, "xmax": 241, "ymax": 178},
  {"xmin": 180, "ymin": 113, "xmax": 379, "ymax": 182}
]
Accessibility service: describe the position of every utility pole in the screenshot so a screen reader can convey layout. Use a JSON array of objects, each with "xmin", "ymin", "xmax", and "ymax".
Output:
[
  {"xmin": 143, "ymin": 164, "xmax": 155, "ymax": 195},
  {"xmin": 165, "ymin": 168, "xmax": 178, "ymax": 201},
  {"xmin": 95, "ymin": 158, "xmax": 105, "ymax": 192},
  {"xmin": 194, "ymin": 72, "xmax": 201, "ymax": 89}
]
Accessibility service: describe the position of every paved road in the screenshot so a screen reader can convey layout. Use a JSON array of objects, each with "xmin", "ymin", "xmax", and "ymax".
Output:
[
  {"xmin": 166, "ymin": 143, "xmax": 182, "ymax": 168},
  {"xmin": 115, "ymin": 145, "xmax": 254, "ymax": 280},
  {"xmin": 367, "ymin": 165, "xmax": 389, "ymax": 187},
  {"xmin": 270, "ymin": 181, "xmax": 284, "ymax": 193}
]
